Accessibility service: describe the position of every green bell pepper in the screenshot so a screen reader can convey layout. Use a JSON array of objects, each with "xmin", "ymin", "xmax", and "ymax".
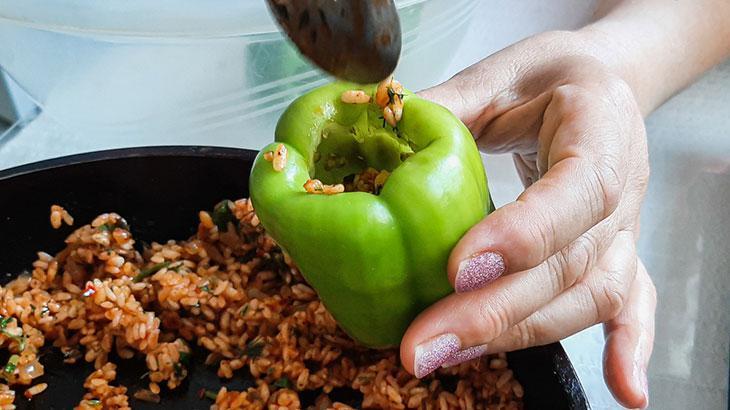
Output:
[{"xmin": 250, "ymin": 81, "xmax": 492, "ymax": 348}]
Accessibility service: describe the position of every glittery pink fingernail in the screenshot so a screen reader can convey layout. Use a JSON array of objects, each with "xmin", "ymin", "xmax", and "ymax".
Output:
[
  {"xmin": 455, "ymin": 251, "xmax": 505, "ymax": 293},
  {"xmin": 441, "ymin": 344, "xmax": 489, "ymax": 368},
  {"xmin": 414, "ymin": 334, "xmax": 461, "ymax": 378}
]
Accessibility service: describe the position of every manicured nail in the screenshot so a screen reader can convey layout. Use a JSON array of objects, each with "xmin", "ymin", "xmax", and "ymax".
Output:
[
  {"xmin": 414, "ymin": 333, "xmax": 461, "ymax": 378},
  {"xmin": 455, "ymin": 251, "xmax": 505, "ymax": 293},
  {"xmin": 442, "ymin": 344, "xmax": 489, "ymax": 368}
]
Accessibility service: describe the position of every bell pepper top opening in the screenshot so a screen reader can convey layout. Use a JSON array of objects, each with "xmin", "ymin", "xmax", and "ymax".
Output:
[{"xmin": 310, "ymin": 94, "xmax": 414, "ymax": 195}]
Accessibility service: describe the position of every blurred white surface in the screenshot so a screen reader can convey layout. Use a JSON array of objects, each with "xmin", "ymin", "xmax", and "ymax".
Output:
[
  {"xmin": 1, "ymin": 1, "xmax": 729, "ymax": 409},
  {"xmin": 0, "ymin": 0, "xmax": 474, "ymax": 150},
  {"xmin": 636, "ymin": 61, "xmax": 730, "ymax": 409}
]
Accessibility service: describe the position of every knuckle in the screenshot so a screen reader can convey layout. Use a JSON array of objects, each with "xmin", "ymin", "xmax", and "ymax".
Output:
[
  {"xmin": 588, "ymin": 157, "xmax": 623, "ymax": 219},
  {"xmin": 534, "ymin": 214, "xmax": 559, "ymax": 263},
  {"xmin": 476, "ymin": 295, "xmax": 513, "ymax": 338},
  {"xmin": 545, "ymin": 255, "xmax": 567, "ymax": 294},
  {"xmin": 552, "ymin": 83, "xmax": 591, "ymax": 109},
  {"xmin": 601, "ymin": 285, "xmax": 626, "ymax": 320},
  {"xmin": 563, "ymin": 233, "xmax": 598, "ymax": 286},
  {"xmin": 602, "ymin": 74, "xmax": 634, "ymax": 100},
  {"xmin": 602, "ymin": 75, "xmax": 640, "ymax": 118},
  {"xmin": 546, "ymin": 231, "xmax": 599, "ymax": 295},
  {"xmin": 510, "ymin": 319, "xmax": 539, "ymax": 350},
  {"xmin": 591, "ymin": 273, "xmax": 629, "ymax": 321},
  {"xmin": 512, "ymin": 199, "xmax": 556, "ymax": 264}
]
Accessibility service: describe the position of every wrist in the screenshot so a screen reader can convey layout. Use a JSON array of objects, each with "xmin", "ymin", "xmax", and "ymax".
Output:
[
  {"xmin": 571, "ymin": 25, "xmax": 652, "ymax": 115},
  {"xmin": 512, "ymin": 29, "xmax": 644, "ymax": 113},
  {"xmin": 575, "ymin": 0, "xmax": 730, "ymax": 115}
]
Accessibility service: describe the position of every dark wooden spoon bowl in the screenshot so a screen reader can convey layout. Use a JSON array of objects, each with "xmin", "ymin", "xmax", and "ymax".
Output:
[{"xmin": 266, "ymin": 0, "xmax": 401, "ymax": 84}]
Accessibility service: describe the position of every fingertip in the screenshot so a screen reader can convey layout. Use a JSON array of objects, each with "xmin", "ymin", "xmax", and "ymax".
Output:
[
  {"xmin": 399, "ymin": 303, "xmax": 445, "ymax": 376},
  {"xmin": 453, "ymin": 251, "xmax": 506, "ymax": 293},
  {"xmin": 604, "ymin": 258, "xmax": 655, "ymax": 409},
  {"xmin": 399, "ymin": 326, "xmax": 418, "ymax": 375},
  {"xmin": 448, "ymin": 200, "xmax": 538, "ymax": 286},
  {"xmin": 400, "ymin": 327, "xmax": 463, "ymax": 379},
  {"xmin": 448, "ymin": 217, "xmax": 507, "ymax": 292},
  {"xmin": 603, "ymin": 328, "xmax": 648, "ymax": 409},
  {"xmin": 399, "ymin": 292, "xmax": 486, "ymax": 377}
]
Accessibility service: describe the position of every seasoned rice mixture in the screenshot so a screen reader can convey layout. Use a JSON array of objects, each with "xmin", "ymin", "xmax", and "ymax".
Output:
[{"xmin": 0, "ymin": 199, "xmax": 523, "ymax": 409}]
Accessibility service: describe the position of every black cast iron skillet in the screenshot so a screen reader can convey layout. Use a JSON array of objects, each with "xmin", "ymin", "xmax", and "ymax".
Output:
[{"xmin": 0, "ymin": 147, "xmax": 589, "ymax": 409}]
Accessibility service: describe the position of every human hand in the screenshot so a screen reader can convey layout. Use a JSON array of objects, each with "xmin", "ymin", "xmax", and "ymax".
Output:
[{"xmin": 400, "ymin": 31, "xmax": 656, "ymax": 409}]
